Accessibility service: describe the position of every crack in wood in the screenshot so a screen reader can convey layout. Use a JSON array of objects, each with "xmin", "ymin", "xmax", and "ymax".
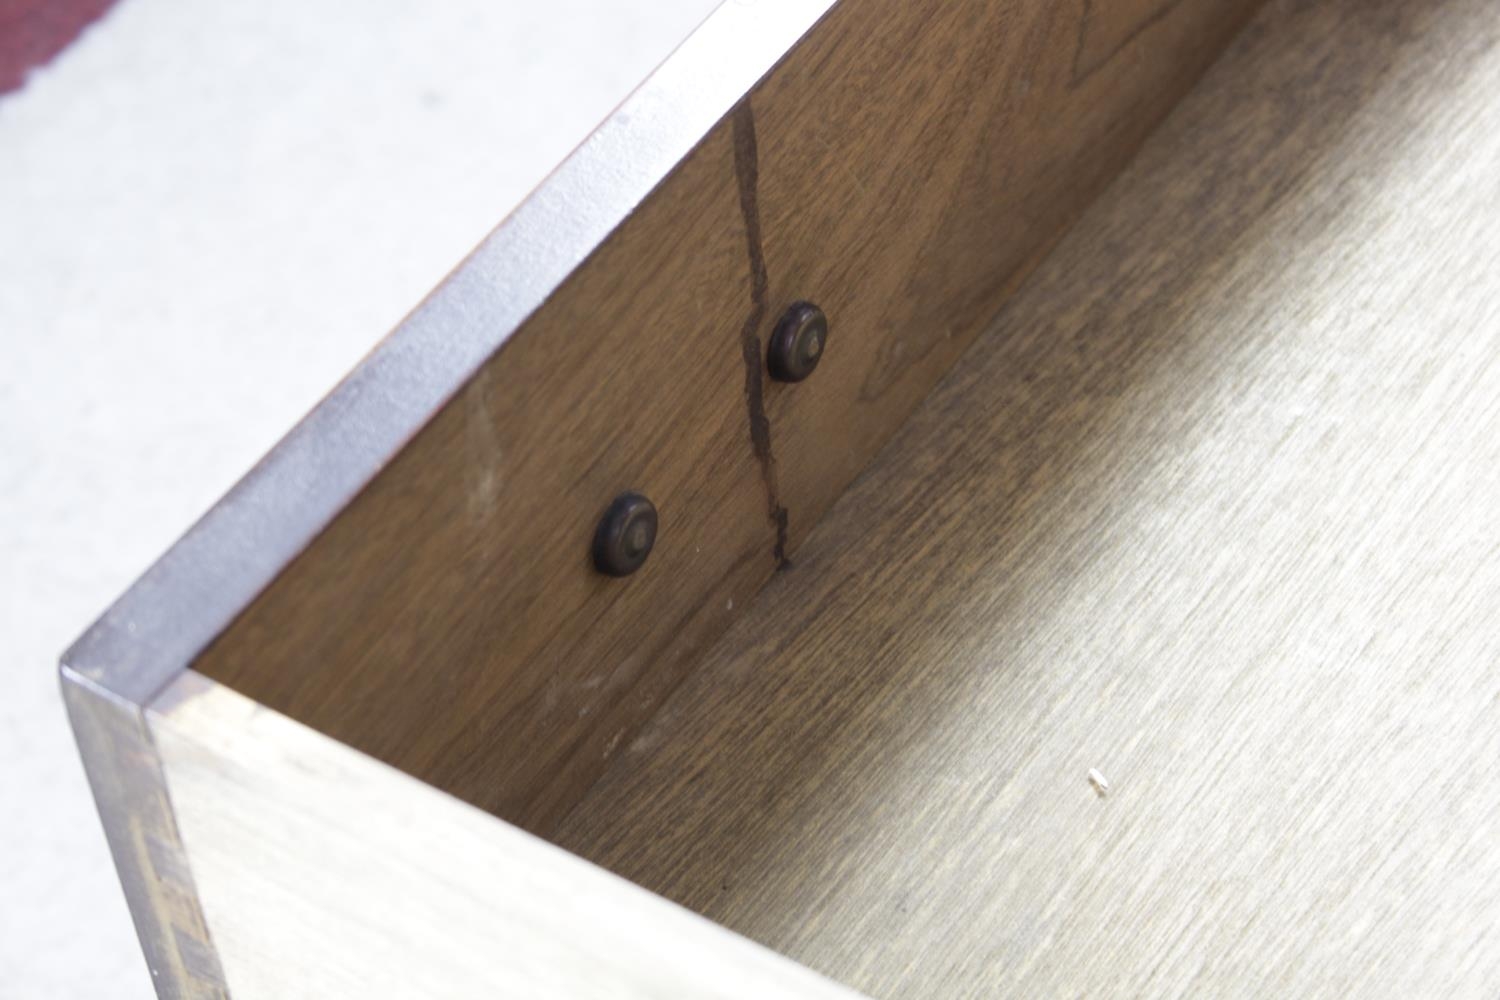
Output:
[{"xmin": 732, "ymin": 100, "xmax": 791, "ymax": 571}]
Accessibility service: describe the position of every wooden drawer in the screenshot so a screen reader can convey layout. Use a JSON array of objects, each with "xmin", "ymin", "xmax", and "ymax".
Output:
[{"xmin": 63, "ymin": 0, "xmax": 1500, "ymax": 995}]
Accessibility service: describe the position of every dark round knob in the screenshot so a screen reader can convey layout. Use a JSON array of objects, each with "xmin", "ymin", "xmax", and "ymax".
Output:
[
  {"xmin": 767, "ymin": 301, "xmax": 827, "ymax": 383},
  {"xmin": 592, "ymin": 492, "xmax": 658, "ymax": 577}
]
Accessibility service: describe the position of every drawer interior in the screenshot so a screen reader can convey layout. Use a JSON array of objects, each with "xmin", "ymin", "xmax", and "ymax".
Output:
[
  {"xmin": 183, "ymin": 0, "xmax": 1260, "ymax": 837},
  {"xmin": 544, "ymin": 0, "xmax": 1500, "ymax": 994},
  {"xmin": 64, "ymin": 0, "xmax": 1500, "ymax": 994}
]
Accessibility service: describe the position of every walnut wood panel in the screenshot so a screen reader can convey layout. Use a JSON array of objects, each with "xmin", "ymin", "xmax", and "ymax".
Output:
[
  {"xmin": 193, "ymin": 0, "xmax": 1261, "ymax": 834},
  {"xmin": 555, "ymin": 0, "xmax": 1500, "ymax": 994}
]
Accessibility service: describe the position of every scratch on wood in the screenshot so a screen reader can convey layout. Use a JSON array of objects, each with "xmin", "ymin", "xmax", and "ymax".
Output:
[
  {"xmin": 732, "ymin": 100, "xmax": 791, "ymax": 570},
  {"xmin": 1072, "ymin": 0, "xmax": 1186, "ymax": 84}
]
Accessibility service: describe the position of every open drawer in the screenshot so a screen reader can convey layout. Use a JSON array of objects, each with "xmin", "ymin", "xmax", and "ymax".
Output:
[{"xmin": 63, "ymin": 0, "xmax": 1500, "ymax": 996}]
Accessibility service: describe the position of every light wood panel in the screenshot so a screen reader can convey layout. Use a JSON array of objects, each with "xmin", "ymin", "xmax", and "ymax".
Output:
[
  {"xmin": 189, "ymin": 0, "xmax": 1261, "ymax": 837},
  {"xmin": 146, "ymin": 672, "xmax": 867, "ymax": 1000},
  {"xmin": 60, "ymin": 672, "xmax": 228, "ymax": 998},
  {"xmin": 554, "ymin": 0, "xmax": 1500, "ymax": 995}
]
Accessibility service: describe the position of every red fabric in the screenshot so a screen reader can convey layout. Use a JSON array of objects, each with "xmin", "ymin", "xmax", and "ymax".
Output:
[{"xmin": 0, "ymin": 0, "xmax": 119, "ymax": 94}]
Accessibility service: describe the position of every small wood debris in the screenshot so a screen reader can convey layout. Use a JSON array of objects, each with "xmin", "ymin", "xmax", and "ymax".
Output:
[{"xmin": 1088, "ymin": 767, "xmax": 1111, "ymax": 798}]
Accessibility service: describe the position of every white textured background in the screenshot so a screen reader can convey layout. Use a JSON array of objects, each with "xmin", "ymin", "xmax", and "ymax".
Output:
[{"xmin": 0, "ymin": 1, "xmax": 718, "ymax": 994}]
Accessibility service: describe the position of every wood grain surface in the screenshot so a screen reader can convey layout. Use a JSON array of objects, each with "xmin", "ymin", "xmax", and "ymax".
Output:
[
  {"xmin": 147, "ymin": 672, "xmax": 866, "ymax": 1000},
  {"xmin": 553, "ymin": 0, "xmax": 1500, "ymax": 995},
  {"xmin": 192, "ymin": 0, "xmax": 1260, "ymax": 834}
]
